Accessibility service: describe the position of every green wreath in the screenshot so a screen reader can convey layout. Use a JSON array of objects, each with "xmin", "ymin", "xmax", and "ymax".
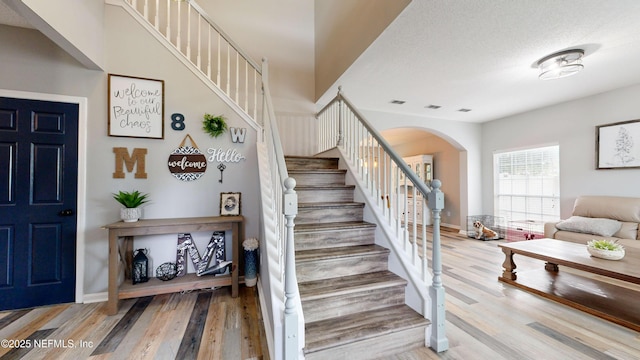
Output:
[{"xmin": 202, "ymin": 113, "xmax": 228, "ymax": 138}]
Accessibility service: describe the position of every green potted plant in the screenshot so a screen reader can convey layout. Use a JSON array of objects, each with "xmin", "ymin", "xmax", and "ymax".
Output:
[
  {"xmin": 586, "ymin": 239, "xmax": 625, "ymax": 260},
  {"xmin": 113, "ymin": 190, "xmax": 150, "ymax": 222},
  {"xmin": 202, "ymin": 113, "xmax": 228, "ymax": 138}
]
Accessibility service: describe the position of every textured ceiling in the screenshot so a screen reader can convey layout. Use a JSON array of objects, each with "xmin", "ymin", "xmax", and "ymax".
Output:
[
  {"xmin": 318, "ymin": 0, "xmax": 640, "ymax": 123},
  {"xmin": 5, "ymin": 1, "xmax": 640, "ymax": 126}
]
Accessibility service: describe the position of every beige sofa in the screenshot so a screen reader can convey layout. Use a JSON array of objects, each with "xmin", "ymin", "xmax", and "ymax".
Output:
[{"xmin": 544, "ymin": 195, "xmax": 640, "ymax": 249}]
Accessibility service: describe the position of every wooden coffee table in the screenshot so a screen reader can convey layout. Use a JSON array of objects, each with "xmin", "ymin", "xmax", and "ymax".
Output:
[{"xmin": 498, "ymin": 238, "xmax": 640, "ymax": 331}]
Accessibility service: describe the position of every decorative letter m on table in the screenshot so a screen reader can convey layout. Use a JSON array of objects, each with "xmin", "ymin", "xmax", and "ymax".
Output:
[{"xmin": 113, "ymin": 147, "xmax": 148, "ymax": 179}]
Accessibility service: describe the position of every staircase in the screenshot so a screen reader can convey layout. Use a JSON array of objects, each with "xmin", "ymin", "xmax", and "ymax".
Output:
[{"xmin": 286, "ymin": 156, "xmax": 430, "ymax": 359}]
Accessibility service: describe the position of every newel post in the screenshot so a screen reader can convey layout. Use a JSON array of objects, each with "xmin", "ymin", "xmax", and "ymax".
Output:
[
  {"xmin": 283, "ymin": 177, "xmax": 300, "ymax": 359},
  {"xmin": 427, "ymin": 179, "xmax": 449, "ymax": 352}
]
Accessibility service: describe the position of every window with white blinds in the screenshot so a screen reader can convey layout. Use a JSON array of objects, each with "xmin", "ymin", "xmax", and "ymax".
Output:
[{"xmin": 494, "ymin": 145, "xmax": 560, "ymax": 230}]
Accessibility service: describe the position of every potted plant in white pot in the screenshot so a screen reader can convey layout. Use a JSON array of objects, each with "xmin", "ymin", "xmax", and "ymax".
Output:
[
  {"xmin": 113, "ymin": 190, "xmax": 150, "ymax": 222},
  {"xmin": 587, "ymin": 239, "xmax": 625, "ymax": 260}
]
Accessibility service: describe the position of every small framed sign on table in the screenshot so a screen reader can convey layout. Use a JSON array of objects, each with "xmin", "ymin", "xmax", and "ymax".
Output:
[
  {"xmin": 108, "ymin": 74, "xmax": 165, "ymax": 139},
  {"xmin": 596, "ymin": 119, "xmax": 640, "ymax": 169}
]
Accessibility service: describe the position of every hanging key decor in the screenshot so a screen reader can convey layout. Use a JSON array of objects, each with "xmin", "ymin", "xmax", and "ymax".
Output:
[
  {"xmin": 167, "ymin": 134, "xmax": 207, "ymax": 182},
  {"xmin": 217, "ymin": 163, "xmax": 226, "ymax": 183}
]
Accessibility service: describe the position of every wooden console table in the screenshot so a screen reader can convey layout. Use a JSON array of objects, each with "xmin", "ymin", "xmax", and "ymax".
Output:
[{"xmin": 103, "ymin": 216, "xmax": 243, "ymax": 315}]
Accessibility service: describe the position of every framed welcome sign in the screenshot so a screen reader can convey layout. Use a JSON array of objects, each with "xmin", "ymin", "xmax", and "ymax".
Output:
[{"xmin": 108, "ymin": 74, "xmax": 165, "ymax": 139}]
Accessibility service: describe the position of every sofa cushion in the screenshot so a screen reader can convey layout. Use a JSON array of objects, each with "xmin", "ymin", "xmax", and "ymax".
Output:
[
  {"xmin": 614, "ymin": 222, "xmax": 639, "ymax": 240},
  {"xmin": 556, "ymin": 216, "xmax": 622, "ymax": 237},
  {"xmin": 572, "ymin": 196, "xmax": 640, "ymax": 223}
]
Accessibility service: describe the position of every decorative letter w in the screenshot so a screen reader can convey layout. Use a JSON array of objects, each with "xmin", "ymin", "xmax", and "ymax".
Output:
[
  {"xmin": 230, "ymin": 127, "xmax": 246, "ymax": 143},
  {"xmin": 113, "ymin": 147, "xmax": 148, "ymax": 179}
]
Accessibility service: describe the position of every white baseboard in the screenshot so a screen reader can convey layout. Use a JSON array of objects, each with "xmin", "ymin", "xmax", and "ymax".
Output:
[
  {"xmin": 83, "ymin": 292, "xmax": 108, "ymax": 304},
  {"xmin": 257, "ymin": 277, "xmax": 276, "ymax": 360},
  {"xmin": 440, "ymin": 222, "xmax": 461, "ymax": 231}
]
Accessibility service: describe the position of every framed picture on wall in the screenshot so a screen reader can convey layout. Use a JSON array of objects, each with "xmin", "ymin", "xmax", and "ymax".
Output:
[
  {"xmin": 108, "ymin": 74, "xmax": 165, "ymax": 139},
  {"xmin": 220, "ymin": 192, "xmax": 241, "ymax": 216},
  {"xmin": 596, "ymin": 119, "xmax": 640, "ymax": 169}
]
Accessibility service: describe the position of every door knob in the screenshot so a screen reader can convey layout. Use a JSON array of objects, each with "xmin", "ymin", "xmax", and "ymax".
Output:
[{"xmin": 58, "ymin": 209, "xmax": 74, "ymax": 216}]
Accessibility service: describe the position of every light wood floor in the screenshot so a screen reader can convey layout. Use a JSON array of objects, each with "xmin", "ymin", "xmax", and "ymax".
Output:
[
  {"xmin": 1, "ymin": 230, "xmax": 639, "ymax": 359},
  {"xmin": 393, "ymin": 227, "xmax": 640, "ymax": 360},
  {"xmin": 0, "ymin": 286, "xmax": 268, "ymax": 360}
]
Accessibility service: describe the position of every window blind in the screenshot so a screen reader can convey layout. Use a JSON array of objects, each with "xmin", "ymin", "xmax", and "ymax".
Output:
[{"xmin": 494, "ymin": 145, "xmax": 560, "ymax": 231}]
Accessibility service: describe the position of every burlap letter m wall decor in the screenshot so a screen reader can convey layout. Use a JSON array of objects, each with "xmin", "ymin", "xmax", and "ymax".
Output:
[{"xmin": 113, "ymin": 147, "xmax": 148, "ymax": 179}]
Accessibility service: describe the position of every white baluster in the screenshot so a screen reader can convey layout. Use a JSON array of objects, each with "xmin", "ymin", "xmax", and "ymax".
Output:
[
  {"xmin": 196, "ymin": 14, "xmax": 201, "ymax": 68},
  {"xmin": 216, "ymin": 34, "xmax": 221, "ymax": 85},
  {"xmin": 143, "ymin": 0, "xmax": 148, "ymax": 19},
  {"xmin": 166, "ymin": 0, "xmax": 171, "ymax": 41},
  {"xmin": 422, "ymin": 198, "xmax": 428, "ymax": 281},
  {"xmin": 206, "ymin": 26, "xmax": 211, "ymax": 78},
  {"xmin": 412, "ymin": 185, "xmax": 418, "ymax": 264},
  {"xmin": 254, "ymin": 69, "xmax": 258, "ymax": 121},
  {"xmin": 154, "ymin": 0, "xmax": 159, "ymax": 29},
  {"xmin": 176, "ymin": 1, "xmax": 181, "ymax": 51},
  {"xmin": 235, "ymin": 51, "xmax": 239, "ymax": 102},
  {"xmin": 245, "ymin": 61, "xmax": 248, "ymax": 111},
  {"xmin": 186, "ymin": 4, "xmax": 192, "ymax": 60}
]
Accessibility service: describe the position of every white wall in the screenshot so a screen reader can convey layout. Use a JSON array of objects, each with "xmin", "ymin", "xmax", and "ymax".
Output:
[
  {"xmin": 482, "ymin": 84, "xmax": 640, "ymax": 218},
  {"xmin": 314, "ymin": 0, "xmax": 410, "ymax": 99},
  {"xmin": 199, "ymin": 0, "xmax": 316, "ymax": 114},
  {"xmin": 9, "ymin": 0, "xmax": 105, "ymax": 69}
]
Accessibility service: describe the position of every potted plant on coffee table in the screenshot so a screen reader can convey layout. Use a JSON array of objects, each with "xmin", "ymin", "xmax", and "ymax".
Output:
[
  {"xmin": 586, "ymin": 239, "xmax": 625, "ymax": 260},
  {"xmin": 113, "ymin": 190, "xmax": 150, "ymax": 222}
]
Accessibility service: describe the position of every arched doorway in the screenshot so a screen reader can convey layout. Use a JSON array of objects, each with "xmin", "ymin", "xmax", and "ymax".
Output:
[{"xmin": 381, "ymin": 127, "xmax": 465, "ymax": 231}]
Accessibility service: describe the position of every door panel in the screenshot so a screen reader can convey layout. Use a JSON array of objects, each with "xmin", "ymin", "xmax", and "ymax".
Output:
[
  {"xmin": 32, "ymin": 144, "xmax": 64, "ymax": 203},
  {"xmin": 0, "ymin": 97, "xmax": 78, "ymax": 310},
  {"xmin": 0, "ymin": 226, "xmax": 12, "ymax": 287}
]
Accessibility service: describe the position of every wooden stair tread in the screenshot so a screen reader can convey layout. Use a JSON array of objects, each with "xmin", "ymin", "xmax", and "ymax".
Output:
[
  {"xmin": 298, "ymin": 201, "xmax": 364, "ymax": 209},
  {"xmin": 285, "ymin": 156, "xmax": 339, "ymax": 160},
  {"xmin": 296, "ymin": 244, "xmax": 389, "ymax": 262},
  {"xmin": 304, "ymin": 305, "xmax": 430, "ymax": 353},
  {"xmin": 299, "ymin": 270, "xmax": 406, "ymax": 301},
  {"xmin": 296, "ymin": 184, "xmax": 355, "ymax": 190},
  {"xmin": 295, "ymin": 221, "xmax": 376, "ymax": 233},
  {"xmin": 289, "ymin": 169, "xmax": 346, "ymax": 174}
]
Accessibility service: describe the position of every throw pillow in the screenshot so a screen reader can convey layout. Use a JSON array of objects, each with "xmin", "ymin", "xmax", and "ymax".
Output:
[{"xmin": 556, "ymin": 216, "xmax": 622, "ymax": 237}]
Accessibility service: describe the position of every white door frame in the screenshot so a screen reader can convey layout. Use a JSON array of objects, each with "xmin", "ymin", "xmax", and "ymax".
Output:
[{"xmin": 0, "ymin": 88, "xmax": 87, "ymax": 303}]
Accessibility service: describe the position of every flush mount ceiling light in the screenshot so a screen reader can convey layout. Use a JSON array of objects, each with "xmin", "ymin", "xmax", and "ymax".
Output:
[{"xmin": 537, "ymin": 49, "xmax": 585, "ymax": 80}]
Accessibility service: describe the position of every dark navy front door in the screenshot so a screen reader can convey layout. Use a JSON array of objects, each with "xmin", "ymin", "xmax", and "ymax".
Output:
[{"xmin": 0, "ymin": 97, "xmax": 78, "ymax": 310}]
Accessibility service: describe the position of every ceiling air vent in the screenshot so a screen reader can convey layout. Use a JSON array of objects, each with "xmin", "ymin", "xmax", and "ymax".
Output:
[
  {"xmin": 458, "ymin": 108, "xmax": 472, "ymax": 112},
  {"xmin": 426, "ymin": 105, "xmax": 441, "ymax": 109},
  {"xmin": 390, "ymin": 100, "xmax": 406, "ymax": 105}
]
